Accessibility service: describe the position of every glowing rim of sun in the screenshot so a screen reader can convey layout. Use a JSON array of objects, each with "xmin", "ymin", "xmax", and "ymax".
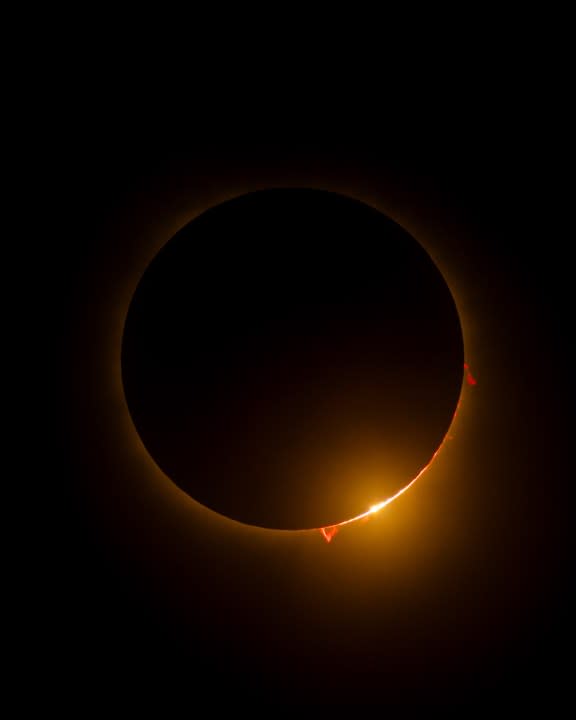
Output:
[{"xmin": 118, "ymin": 190, "xmax": 477, "ymax": 544}]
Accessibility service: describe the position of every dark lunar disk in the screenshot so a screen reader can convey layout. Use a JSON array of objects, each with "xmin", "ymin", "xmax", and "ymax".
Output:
[{"xmin": 121, "ymin": 189, "xmax": 464, "ymax": 529}]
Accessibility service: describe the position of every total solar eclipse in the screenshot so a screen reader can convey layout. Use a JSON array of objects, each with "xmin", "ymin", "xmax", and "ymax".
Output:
[{"xmin": 121, "ymin": 189, "xmax": 464, "ymax": 531}]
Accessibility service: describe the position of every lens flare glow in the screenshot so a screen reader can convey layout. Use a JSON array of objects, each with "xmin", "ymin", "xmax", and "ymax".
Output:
[{"xmin": 318, "ymin": 363, "xmax": 476, "ymax": 542}]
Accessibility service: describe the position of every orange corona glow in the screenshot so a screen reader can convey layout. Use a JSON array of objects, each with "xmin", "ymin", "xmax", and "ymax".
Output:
[{"xmin": 318, "ymin": 363, "xmax": 476, "ymax": 542}]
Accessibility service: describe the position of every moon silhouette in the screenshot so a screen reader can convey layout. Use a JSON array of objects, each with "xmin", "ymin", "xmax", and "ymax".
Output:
[{"xmin": 121, "ymin": 189, "xmax": 464, "ymax": 530}]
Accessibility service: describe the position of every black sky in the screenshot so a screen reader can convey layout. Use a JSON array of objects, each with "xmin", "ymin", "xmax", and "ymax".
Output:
[{"xmin": 44, "ymin": 138, "xmax": 573, "ymax": 708}]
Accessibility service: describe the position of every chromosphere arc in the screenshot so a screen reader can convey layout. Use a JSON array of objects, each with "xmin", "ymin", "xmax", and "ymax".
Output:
[{"xmin": 121, "ymin": 189, "xmax": 464, "ymax": 531}]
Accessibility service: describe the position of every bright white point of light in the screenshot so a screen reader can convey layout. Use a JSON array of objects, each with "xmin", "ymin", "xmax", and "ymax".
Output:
[{"xmin": 368, "ymin": 502, "xmax": 387, "ymax": 514}]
